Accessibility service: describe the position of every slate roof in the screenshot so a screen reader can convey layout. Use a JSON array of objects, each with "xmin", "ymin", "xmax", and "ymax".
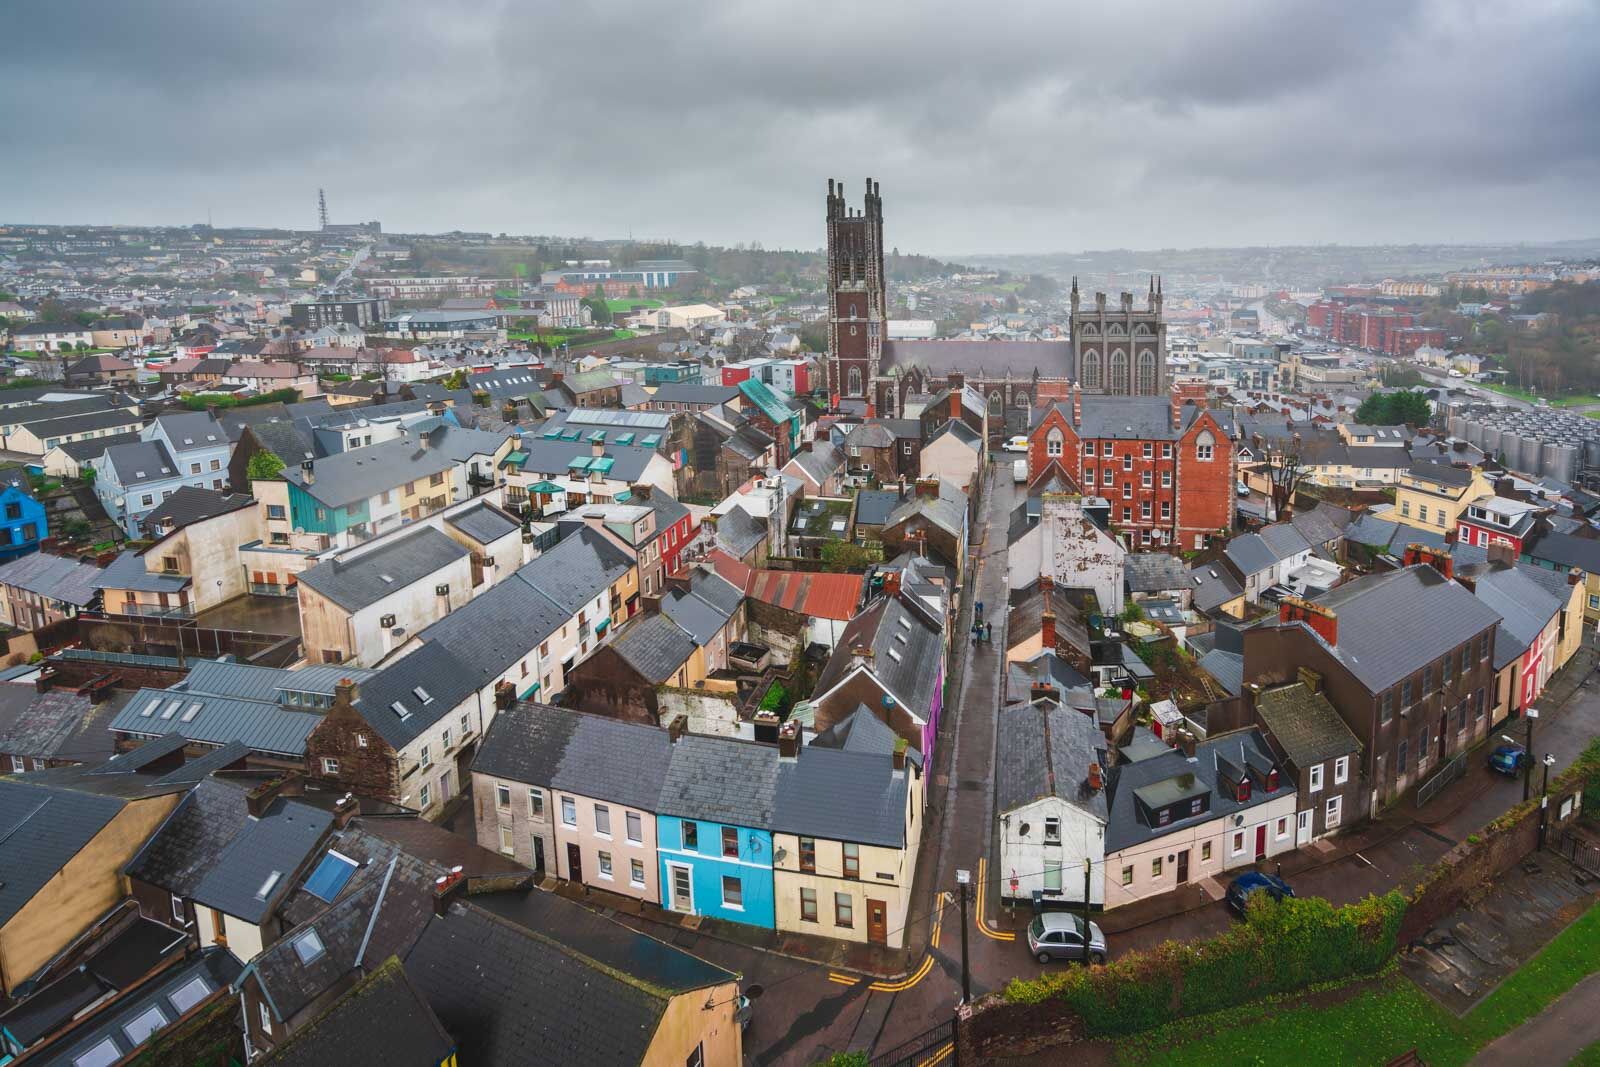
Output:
[
  {"xmin": 1290, "ymin": 503, "xmax": 1350, "ymax": 548},
  {"xmin": 411, "ymin": 576, "xmax": 567, "ymax": 691},
  {"xmin": 54, "ymin": 430, "xmax": 141, "ymax": 463},
  {"xmin": 713, "ymin": 508, "xmax": 768, "ymax": 558},
  {"xmin": 297, "ymin": 527, "xmax": 469, "ymax": 613},
  {"xmin": 773, "ymin": 745, "xmax": 909, "ymax": 848},
  {"xmin": 1525, "ymin": 530, "xmax": 1600, "ymax": 574},
  {"xmin": 352, "ymin": 641, "xmax": 480, "ymax": 750},
  {"xmin": 785, "ymin": 441, "xmax": 846, "ymax": 487},
  {"xmin": 845, "ymin": 422, "xmax": 895, "ymax": 449},
  {"xmin": 1225, "ymin": 533, "xmax": 1279, "ymax": 577},
  {"xmin": 1471, "ymin": 564, "xmax": 1563, "ymax": 667},
  {"xmin": 813, "ymin": 592, "xmax": 945, "ymax": 721},
  {"xmin": 883, "ymin": 339, "xmax": 1073, "ymax": 376},
  {"xmin": 853, "ymin": 488, "xmax": 906, "ymax": 527},
  {"xmin": 810, "ymin": 705, "xmax": 924, "ymax": 769},
  {"xmin": 96, "ymin": 550, "xmax": 191, "ymax": 593},
  {"xmin": 1198, "ymin": 649, "xmax": 1245, "ymax": 696},
  {"xmin": 517, "ymin": 527, "xmax": 632, "ymax": 615},
  {"xmin": 473, "ymin": 703, "xmax": 674, "ymax": 814},
  {"xmin": 283, "ymin": 427, "xmax": 507, "ymax": 507},
  {"xmin": 0, "ymin": 686, "xmax": 115, "ymax": 764},
  {"xmin": 885, "ymin": 478, "xmax": 966, "ymax": 541},
  {"xmin": 0, "ymin": 551, "xmax": 103, "ymax": 606},
  {"xmin": 1306, "ymin": 564, "xmax": 1503, "ymax": 692},
  {"xmin": 125, "ymin": 777, "xmax": 333, "ymax": 923},
  {"xmin": 1104, "ymin": 729, "xmax": 1290, "ymax": 852},
  {"xmin": 1046, "ymin": 396, "xmax": 1232, "ymax": 442},
  {"xmin": 609, "ymin": 614, "xmax": 698, "ymax": 683},
  {"xmin": 1254, "ymin": 682, "xmax": 1362, "ymax": 768},
  {"xmin": 102, "ymin": 439, "xmax": 178, "ymax": 486},
  {"xmin": 1187, "ymin": 562, "xmax": 1244, "ymax": 614},
  {"xmin": 444, "ymin": 500, "xmax": 520, "ymax": 545},
  {"xmin": 1124, "ymin": 552, "xmax": 1188, "ymax": 594},
  {"xmin": 153, "ymin": 411, "xmax": 229, "ymax": 453},
  {"xmin": 928, "ymin": 419, "xmax": 983, "ymax": 451},
  {"xmin": 1406, "ymin": 461, "xmax": 1475, "ymax": 489},
  {"xmin": 1258, "ymin": 522, "xmax": 1312, "ymax": 560},
  {"xmin": 649, "ymin": 382, "xmax": 741, "ymax": 406},
  {"xmin": 143, "ymin": 486, "xmax": 253, "ymax": 533},
  {"xmin": 996, "ymin": 700, "xmax": 1109, "ymax": 820},
  {"xmin": 1004, "ymin": 650, "xmax": 1093, "ymax": 705},
  {"xmin": 406, "ymin": 898, "xmax": 735, "ymax": 1067},
  {"xmin": 0, "ymin": 779, "xmax": 125, "ymax": 928},
  {"xmin": 257, "ymin": 958, "xmax": 454, "ymax": 1067},
  {"xmin": 658, "ymin": 733, "xmax": 779, "ymax": 828},
  {"xmin": 660, "ymin": 572, "xmax": 742, "ymax": 645},
  {"xmin": 14, "ymin": 407, "xmax": 144, "ymax": 440}
]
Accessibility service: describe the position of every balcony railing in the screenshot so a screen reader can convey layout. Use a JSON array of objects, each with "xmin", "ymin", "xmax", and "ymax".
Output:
[
  {"xmin": 108, "ymin": 602, "xmax": 196, "ymax": 620},
  {"xmin": 249, "ymin": 582, "xmax": 295, "ymax": 598}
]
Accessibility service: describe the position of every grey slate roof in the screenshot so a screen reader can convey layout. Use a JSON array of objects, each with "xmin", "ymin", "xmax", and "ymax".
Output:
[
  {"xmin": 1124, "ymin": 552, "xmax": 1187, "ymax": 594},
  {"xmin": 404, "ymin": 898, "xmax": 732, "ymax": 1067},
  {"xmin": 1471, "ymin": 564, "xmax": 1563, "ymax": 667},
  {"xmin": 1307, "ymin": 564, "xmax": 1503, "ymax": 692},
  {"xmin": 517, "ymin": 526, "xmax": 632, "ymax": 615},
  {"xmin": 152, "ymin": 411, "xmax": 228, "ymax": 453},
  {"xmin": 143, "ymin": 486, "xmax": 253, "ymax": 533},
  {"xmin": 103, "ymin": 439, "xmax": 178, "ymax": 486},
  {"xmin": 785, "ymin": 441, "xmax": 846, "ymax": 487},
  {"xmin": 1049, "ymin": 396, "xmax": 1232, "ymax": 442},
  {"xmin": 444, "ymin": 500, "xmax": 520, "ymax": 545},
  {"xmin": 1258, "ymin": 522, "xmax": 1312, "ymax": 560},
  {"xmin": 124, "ymin": 777, "xmax": 333, "ymax": 924},
  {"xmin": 853, "ymin": 488, "xmax": 906, "ymax": 527},
  {"xmin": 929, "ymin": 419, "xmax": 983, "ymax": 450},
  {"xmin": 55, "ymin": 430, "xmax": 141, "ymax": 462},
  {"xmin": 15, "ymin": 407, "xmax": 143, "ymax": 440},
  {"xmin": 658, "ymin": 733, "xmax": 780, "ymax": 828},
  {"xmin": 1104, "ymin": 729, "xmax": 1289, "ymax": 852},
  {"xmin": 474, "ymin": 702, "xmax": 674, "ymax": 817},
  {"xmin": 0, "ymin": 779, "xmax": 124, "ymax": 927},
  {"xmin": 1407, "ymin": 461, "xmax": 1474, "ymax": 488},
  {"xmin": 609, "ymin": 614, "xmax": 698, "ymax": 683},
  {"xmin": 810, "ymin": 705, "xmax": 924, "ymax": 768},
  {"xmin": 512, "ymin": 436, "xmax": 662, "ymax": 484},
  {"xmin": 660, "ymin": 572, "xmax": 742, "ymax": 645},
  {"xmin": 1254, "ymin": 682, "xmax": 1362, "ymax": 768},
  {"xmin": 353, "ymin": 640, "xmax": 479, "ymax": 750},
  {"xmin": 412, "ymin": 575, "xmax": 567, "ymax": 690},
  {"xmin": 713, "ymin": 508, "xmax": 768, "ymax": 558},
  {"xmin": 1198, "ymin": 649, "xmax": 1245, "ymax": 696},
  {"xmin": 1224, "ymin": 533, "xmax": 1278, "ymax": 577},
  {"xmin": 0, "ymin": 686, "xmax": 119, "ymax": 764},
  {"xmin": 1290, "ymin": 503, "xmax": 1350, "ymax": 548},
  {"xmin": 814, "ymin": 592, "xmax": 945, "ymax": 721},
  {"xmin": 773, "ymin": 745, "xmax": 908, "ymax": 848},
  {"xmin": 1187, "ymin": 562, "xmax": 1244, "ymax": 614},
  {"xmin": 996, "ymin": 700, "xmax": 1109, "ymax": 820},
  {"xmin": 257, "ymin": 959, "xmax": 453, "ymax": 1067},
  {"xmin": 0, "ymin": 551, "xmax": 103, "ymax": 606},
  {"xmin": 96, "ymin": 550, "xmax": 191, "ymax": 593},
  {"xmin": 1525, "ymin": 530, "xmax": 1600, "ymax": 574},
  {"xmin": 297, "ymin": 527, "xmax": 469, "ymax": 613},
  {"xmin": 649, "ymin": 382, "xmax": 741, "ymax": 405},
  {"xmin": 283, "ymin": 426, "xmax": 507, "ymax": 507}
]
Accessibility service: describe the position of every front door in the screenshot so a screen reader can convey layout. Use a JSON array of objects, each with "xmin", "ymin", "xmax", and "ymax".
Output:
[
  {"xmin": 1254, "ymin": 823, "xmax": 1267, "ymax": 859},
  {"xmin": 867, "ymin": 899, "xmax": 888, "ymax": 945},
  {"xmin": 438, "ymin": 769, "xmax": 452, "ymax": 801},
  {"xmin": 532, "ymin": 836, "xmax": 546, "ymax": 878},
  {"xmin": 566, "ymin": 843, "xmax": 583, "ymax": 884},
  {"xmin": 1297, "ymin": 810, "xmax": 1313, "ymax": 845},
  {"xmin": 669, "ymin": 864, "xmax": 693, "ymax": 913},
  {"xmin": 1176, "ymin": 849, "xmax": 1190, "ymax": 884}
]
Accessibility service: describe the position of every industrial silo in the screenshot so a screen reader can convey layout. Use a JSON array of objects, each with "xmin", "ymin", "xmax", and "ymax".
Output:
[
  {"xmin": 1584, "ymin": 436, "xmax": 1600, "ymax": 470},
  {"xmin": 1448, "ymin": 414, "xmax": 1466, "ymax": 438},
  {"xmin": 1519, "ymin": 434, "xmax": 1543, "ymax": 474},
  {"xmin": 1481, "ymin": 427, "xmax": 1502, "ymax": 458},
  {"xmin": 1549, "ymin": 442, "xmax": 1579, "ymax": 482}
]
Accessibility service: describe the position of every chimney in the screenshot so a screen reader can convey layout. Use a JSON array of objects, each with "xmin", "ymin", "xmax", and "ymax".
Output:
[
  {"xmin": 301, "ymin": 458, "xmax": 315, "ymax": 485},
  {"xmin": 333, "ymin": 792, "xmax": 359, "ymax": 829},
  {"xmin": 777, "ymin": 720, "xmax": 800, "ymax": 760},
  {"xmin": 668, "ymin": 714, "xmax": 689, "ymax": 743},
  {"xmin": 883, "ymin": 569, "xmax": 902, "ymax": 598},
  {"xmin": 432, "ymin": 866, "xmax": 466, "ymax": 917},
  {"xmin": 1041, "ymin": 610, "xmax": 1057, "ymax": 652},
  {"xmin": 892, "ymin": 736, "xmax": 908, "ymax": 772},
  {"xmin": 333, "ymin": 677, "xmax": 359, "ymax": 710},
  {"xmin": 246, "ymin": 772, "xmax": 300, "ymax": 818},
  {"xmin": 1278, "ymin": 596, "xmax": 1339, "ymax": 647},
  {"xmin": 591, "ymin": 437, "xmax": 604, "ymax": 458},
  {"xmin": 1570, "ymin": 566, "xmax": 1583, "ymax": 587},
  {"xmin": 1072, "ymin": 381, "xmax": 1082, "ymax": 427},
  {"xmin": 34, "ymin": 666, "xmax": 55, "ymax": 693},
  {"xmin": 1486, "ymin": 542, "xmax": 1516, "ymax": 568},
  {"xmin": 915, "ymin": 479, "xmax": 939, "ymax": 499},
  {"xmin": 950, "ymin": 391, "xmax": 962, "ymax": 421},
  {"xmin": 1170, "ymin": 384, "xmax": 1181, "ymax": 432},
  {"xmin": 512, "ymin": 432, "xmax": 523, "ymax": 451},
  {"xmin": 1296, "ymin": 666, "xmax": 1323, "ymax": 694},
  {"xmin": 1039, "ymin": 573, "xmax": 1054, "ymax": 593},
  {"xmin": 1030, "ymin": 679, "xmax": 1058, "ymax": 703},
  {"xmin": 1178, "ymin": 730, "xmax": 1198, "ymax": 758},
  {"xmin": 1402, "ymin": 543, "xmax": 1454, "ymax": 580},
  {"xmin": 1088, "ymin": 762, "xmax": 1103, "ymax": 791},
  {"xmin": 752, "ymin": 709, "xmax": 780, "ymax": 743}
]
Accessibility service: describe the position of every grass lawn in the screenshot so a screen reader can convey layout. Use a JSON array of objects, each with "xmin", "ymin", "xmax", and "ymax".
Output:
[
  {"xmin": 1480, "ymin": 381, "xmax": 1595, "ymax": 407},
  {"xmin": 1124, "ymin": 901, "xmax": 1600, "ymax": 1067},
  {"xmin": 605, "ymin": 297, "xmax": 661, "ymax": 312}
]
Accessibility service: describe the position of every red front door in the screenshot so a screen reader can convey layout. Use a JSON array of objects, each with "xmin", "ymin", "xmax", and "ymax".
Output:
[{"xmin": 1254, "ymin": 824, "xmax": 1267, "ymax": 859}]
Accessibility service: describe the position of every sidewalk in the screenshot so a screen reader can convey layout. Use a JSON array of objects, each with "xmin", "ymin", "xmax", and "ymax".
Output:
[{"xmin": 1471, "ymin": 972, "xmax": 1600, "ymax": 1065}]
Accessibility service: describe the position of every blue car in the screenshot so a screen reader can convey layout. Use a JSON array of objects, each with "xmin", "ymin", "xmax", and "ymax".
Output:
[
  {"xmin": 1488, "ymin": 745, "xmax": 1527, "ymax": 777},
  {"xmin": 1226, "ymin": 872, "xmax": 1295, "ymax": 915}
]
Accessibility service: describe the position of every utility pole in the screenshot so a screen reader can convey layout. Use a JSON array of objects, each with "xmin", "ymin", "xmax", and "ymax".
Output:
[
  {"xmin": 1539, "ymin": 753, "xmax": 1556, "ymax": 850},
  {"xmin": 956, "ymin": 869, "xmax": 971, "ymax": 1004},
  {"xmin": 1082, "ymin": 862, "xmax": 1093, "ymax": 956},
  {"xmin": 1523, "ymin": 707, "xmax": 1539, "ymax": 802}
]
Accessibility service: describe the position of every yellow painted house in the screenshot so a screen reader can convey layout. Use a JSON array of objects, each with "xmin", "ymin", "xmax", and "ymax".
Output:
[{"xmin": 1393, "ymin": 463, "xmax": 1492, "ymax": 535}]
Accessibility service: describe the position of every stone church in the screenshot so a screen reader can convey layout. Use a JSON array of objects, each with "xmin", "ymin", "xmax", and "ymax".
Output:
[{"xmin": 823, "ymin": 179, "xmax": 1168, "ymax": 434}]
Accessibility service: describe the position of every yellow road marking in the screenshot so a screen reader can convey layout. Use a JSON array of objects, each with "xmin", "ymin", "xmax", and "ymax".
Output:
[
  {"xmin": 827, "ymin": 973, "xmax": 859, "ymax": 985},
  {"xmin": 869, "ymin": 953, "xmax": 934, "ymax": 992},
  {"xmin": 975, "ymin": 857, "xmax": 1016, "ymax": 940},
  {"xmin": 917, "ymin": 1043, "xmax": 954, "ymax": 1067}
]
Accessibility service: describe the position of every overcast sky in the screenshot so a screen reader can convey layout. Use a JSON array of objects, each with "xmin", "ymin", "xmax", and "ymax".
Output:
[{"xmin": 9, "ymin": 0, "xmax": 1598, "ymax": 256}]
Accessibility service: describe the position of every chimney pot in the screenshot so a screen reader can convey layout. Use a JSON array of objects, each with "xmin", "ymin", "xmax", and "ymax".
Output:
[
  {"xmin": 778, "ymin": 720, "xmax": 800, "ymax": 759},
  {"xmin": 668, "ymin": 714, "xmax": 689, "ymax": 743},
  {"xmin": 1088, "ymin": 762, "xmax": 1103, "ymax": 791}
]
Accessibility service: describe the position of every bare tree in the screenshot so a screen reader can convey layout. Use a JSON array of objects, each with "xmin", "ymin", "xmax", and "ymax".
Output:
[{"xmin": 1254, "ymin": 432, "xmax": 1307, "ymax": 518}]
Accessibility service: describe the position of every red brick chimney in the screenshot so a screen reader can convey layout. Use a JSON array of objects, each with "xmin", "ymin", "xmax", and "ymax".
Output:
[
  {"xmin": 1039, "ymin": 573, "xmax": 1054, "ymax": 593},
  {"xmin": 1170, "ymin": 384, "xmax": 1181, "ymax": 432},
  {"xmin": 883, "ymin": 570, "xmax": 902, "ymax": 598},
  {"xmin": 915, "ymin": 478, "xmax": 939, "ymax": 499},
  {"xmin": 1402, "ymin": 543, "xmax": 1454, "ymax": 580},
  {"xmin": 1030, "ymin": 679, "xmax": 1058, "ymax": 702},
  {"xmin": 1279, "ymin": 596, "xmax": 1339, "ymax": 647},
  {"xmin": 432, "ymin": 866, "xmax": 466, "ymax": 916},
  {"xmin": 950, "ymin": 391, "xmax": 962, "ymax": 421},
  {"xmin": 1071, "ymin": 382, "xmax": 1082, "ymax": 427},
  {"xmin": 1087, "ymin": 762, "xmax": 1103, "ymax": 791},
  {"xmin": 777, "ymin": 720, "xmax": 800, "ymax": 759},
  {"xmin": 1041, "ymin": 610, "xmax": 1057, "ymax": 651}
]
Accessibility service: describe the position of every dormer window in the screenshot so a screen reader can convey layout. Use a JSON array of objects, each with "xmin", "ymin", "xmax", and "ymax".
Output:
[
  {"xmin": 1266, "ymin": 768, "xmax": 1279, "ymax": 792},
  {"xmin": 1236, "ymin": 779, "xmax": 1252, "ymax": 803}
]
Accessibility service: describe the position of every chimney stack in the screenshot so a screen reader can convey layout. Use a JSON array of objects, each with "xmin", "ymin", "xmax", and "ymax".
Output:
[
  {"xmin": 333, "ymin": 677, "xmax": 358, "ymax": 709},
  {"xmin": 892, "ymin": 736, "xmax": 908, "ymax": 772},
  {"xmin": 1170, "ymin": 384, "xmax": 1181, "ymax": 432},
  {"xmin": 1041, "ymin": 610, "xmax": 1057, "ymax": 652},
  {"xmin": 333, "ymin": 792, "xmax": 359, "ymax": 829},
  {"xmin": 1072, "ymin": 381, "xmax": 1082, "ymax": 427},
  {"xmin": 1087, "ymin": 762, "xmax": 1103, "ymax": 791},
  {"xmin": 777, "ymin": 720, "xmax": 800, "ymax": 760},
  {"xmin": 915, "ymin": 479, "xmax": 939, "ymax": 500},
  {"xmin": 301, "ymin": 458, "xmax": 315, "ymax": 486},
  {"xmin": 668, "ymin": 714, "xmax": 689, "ymax": 743},
  {"xmin": 1296, "ymin": 666, "xmax": 1323, "ymax": 694},
  {"xmin": 883, "ymin": 569, "xmax": 902, "ymax": 599},
  {"xmin": 1178, "ymin": 731, "xmax": 1198, "ymax": 758},
  {"xmin": 1278, "ymin": 596, "xmax": 1339, "ymax": 647},
  {"xmin": 1570, "ymin": 567, "xmax": 1583, "ymax": 587},
  {"xmin": 247, "ymin": 772, "xmax": 302, "ymax": 818},
  {"xmin": 1039, "ymin": 573, "xmax": 1054, "ymax": 593},
  {"xmin": 432, "ymin": 866, "xmax": 466, "ymax": 917},
  {"xmin": 752, "ymin": 709, "xmax": 780, "ymax": 743},
  {"xmin": 1030, "ymin": 679, "xmax": 1058, "ymax": 703}
]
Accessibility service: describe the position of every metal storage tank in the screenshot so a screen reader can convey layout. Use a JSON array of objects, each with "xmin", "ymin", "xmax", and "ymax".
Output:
[
  {"xmin": 1519, "ymin": 434, "xmax": 1543, "ymax": 473},
  {"xmin": 1466, "ymin": 420, "xmax": 1485, "ymax": 448},
  {"xmin": 1547, "ymin": 443, "xmax": 1579, "ymax": 483},
  {"xmin": 1481, "ymin": 428, "xmax": 1502, "ymax": 457},
  {"xmin": 1584, "ymin": 436, "xmax": 1600, "ymax": 469},
  {"xmin": 1448, "ymin": 415, "xmax": 1466, "ymax": 438}
]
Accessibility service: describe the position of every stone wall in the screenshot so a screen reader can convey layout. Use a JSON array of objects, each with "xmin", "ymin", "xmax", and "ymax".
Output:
[
  {"xmin": 657, "ymin": 688, "xmax": 741, "ymax": 737},
  {"xmin": 955, "ymin": 996, "xmax": 1087, "ymax": 1063}
]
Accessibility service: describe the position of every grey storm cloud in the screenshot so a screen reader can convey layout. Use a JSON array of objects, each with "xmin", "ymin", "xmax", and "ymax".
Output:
[{"xmin": 7, "ymin": 0, "xmax": 1598, "ymax": 255}]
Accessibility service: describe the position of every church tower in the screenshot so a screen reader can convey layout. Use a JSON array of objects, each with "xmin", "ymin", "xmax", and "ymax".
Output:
[{"xmin": 825, "ymin": 178, "xmax": 886, "ymax": 399}]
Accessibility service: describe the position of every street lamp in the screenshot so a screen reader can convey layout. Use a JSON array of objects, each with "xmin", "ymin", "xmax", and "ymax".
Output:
[
  {"xmin": 1523, "ymin": 708, "xmax": 1539, "ymax": 802},
  {"xmin": 1539, "ymin": 753, "xmax": 1557, "ymax": 850},
  {"xmin": 955, "ymin": 869, "xmax": 972, "ymax": 1004}
]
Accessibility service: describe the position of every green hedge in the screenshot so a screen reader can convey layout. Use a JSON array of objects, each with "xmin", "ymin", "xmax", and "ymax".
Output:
[
  {"xmin": 180, "ymin": 388, "xmax": 300, "ymax": 410},
  {"xmin": 1004, "ymin": 892, "xmax": 1405, "ymax": 1037}
]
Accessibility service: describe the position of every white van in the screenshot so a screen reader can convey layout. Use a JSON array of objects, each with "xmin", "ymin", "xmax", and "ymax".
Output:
[{"xmin": 1014, "ymin": 459, "xmax": 1027, "ymax": 483}]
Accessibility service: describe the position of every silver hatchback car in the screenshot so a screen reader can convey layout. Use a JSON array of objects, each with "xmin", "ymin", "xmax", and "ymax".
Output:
[{"xmin": 1027, "ymin": 912, "xmax": 1107, "ymax": 965}]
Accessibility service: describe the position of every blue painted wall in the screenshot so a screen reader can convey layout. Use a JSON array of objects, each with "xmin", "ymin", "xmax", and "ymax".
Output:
[
  {"xmin": 656, "ymin": 816, "xmax": 775, "ymax": 930},
  {"xmin": 0, "ymin": 483, "xmax": 46, "ymax": 560}
]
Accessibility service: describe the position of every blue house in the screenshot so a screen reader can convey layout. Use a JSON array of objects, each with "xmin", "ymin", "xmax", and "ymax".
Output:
[
  {"xmin": 655, "ymin": 734, "xmax": 777, "ymax": 930},
  {"xmin": 0, "ymin": 480, "xmax": 47, "ymax": 559},
  {"xmin": 90, "ymin": 412, "xmax": 233, "ymax": 537}
]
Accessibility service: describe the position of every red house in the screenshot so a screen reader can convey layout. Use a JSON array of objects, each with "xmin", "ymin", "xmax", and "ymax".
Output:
[
  {"xmin": 1027, "ymin": 383, "xmax": 1236, "ymax": 549},
  {"xmin": 1456, "ymin": 494, "xmax": 1546, "ymax": 555}
]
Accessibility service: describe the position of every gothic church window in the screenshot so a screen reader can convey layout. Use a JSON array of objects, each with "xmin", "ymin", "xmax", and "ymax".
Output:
[
  {"xmin": 1108, "ymin": 349, "xmax": 1129, "ymax": 394},
  {"xmin": 1136, "ymin": 351, "xmax": 1157, "ymax": 395},
  {"xmin": 848, "ymin": 367, "xmax": 862, "ymax": 395},
  {"xmin": 1082, "ymin": 350, "xmax": 1102, "ymax": 390}
]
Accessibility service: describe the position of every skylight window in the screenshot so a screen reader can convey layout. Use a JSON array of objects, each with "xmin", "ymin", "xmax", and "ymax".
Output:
[
  {"xmin": 168, "ymin": 975, "xmax": 211, "ymax": 1014},
  {"xmin": 390, "ymin": 700, "xmax": 411, "ymax": 720},
  {"xmin": 139, "ymin": 699, "xmax": 160, "ymax": 717},
  {"xmin": 72, "ymin": 1036, "xmax": 121, "ymax": 1067},
  {"xmin": 292, "ymin": 928, "xmax": 326, "ymax": 964},
  {"xmin": 181, "ymin": 702, "xmax": 203, "ymax": 722},
  {"xmin": 413, "ymin": 686, "xmax": 433, "ymax": 705},
  {"xmin": 303, "ymin": 850, "xmax": 360, "ymax": 902},
  {"xmin": 379, "ymin": 574, "xmax": 394, "ymax": 583},
  {"xmin": 256, "ymin": 871, "xmax": 282, "ymax": 900},
  {"xmin": 887, "ymin": 649, "xmax": 903, "ymax": 662},
  {"xmin": 160, "ymin": 699, "xmax": 182, "ymax": 719},
  {"xmin": 122, "ymin": 1004, "xmax": 168, "ymax": 1045}
]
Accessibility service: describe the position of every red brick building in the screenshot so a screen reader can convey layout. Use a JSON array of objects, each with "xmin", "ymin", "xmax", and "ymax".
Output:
[
  {"xmin": 1384, "ymin": 326, "xmax": 1447, "ymax": 357},
  {"xmin": 1026, "ymin": 383, "xmax": 1236, "ymax": 549},
  {"xmin": 1306, "ymin": 301, "xmax": 1423, "ymax": 353}
]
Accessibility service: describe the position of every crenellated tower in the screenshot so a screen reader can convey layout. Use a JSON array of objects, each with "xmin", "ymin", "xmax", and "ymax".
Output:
[{"xmin": 825, "ymin": 178, "xmax": 886, "ymax": 399}]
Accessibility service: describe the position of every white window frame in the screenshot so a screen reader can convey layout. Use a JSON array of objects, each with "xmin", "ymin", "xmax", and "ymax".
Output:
[
  {"xmin": 1333, "ymin": 756, "xmax": 1349, "ymax": 785},
  {"xmin": 561, "ymin": 796, "xmax": 577, "ymax": 827},
  {"xmin": 496, "ymin": 784, "xmax": 511, "ymax": 810},
  {"xmin": 260, "ymin": 1000, "xmax": 272, "ymax": 1036},
  {"xmin": 529, "ymin": 788, "xmax": 544, "ymax": 818},
  {"xmin": 626, "ymin": 811, "xmax": 643, "ymax": 845},
  {"xmin": 1231, "ymin": 831, "xmax": 1245, "ymax": 856},
  {"xmin": 630, "ymin": 858, "xmax": 646, "ymax": 886},
  {"xmin": 594, "ymin": 803, "xmax": 611, "ymax": 838},
  {"xmin": 171, "ymin": 893, "xmax": 185, "ymax": 923},
  {"xmin": 597, "ymin": 850, "xmax": 613, "ymax": 880},
  {"xmin": 1308, "ymin": 763, "xmax": 1323, "ymax": 794},
  {"xmin": 321, "ymin": 757, "xmax": 339, "ymax": 775},
  {"xmin": 1325, "ymin": 794, "xmax": 1343, "ymax": 828}
]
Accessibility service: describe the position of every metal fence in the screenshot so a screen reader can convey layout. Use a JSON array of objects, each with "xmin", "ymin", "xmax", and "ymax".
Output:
[
  {"xmin": 869, "ymin": 1017, "xmax": 956, "ymax": 1067},
  {"xmin": 1416, "ymin": 752, "xmax": 1468, "ymax": 808},
  {"xmin": 1552, "ymin": 829, "xmax": 1600, "ymax": 879}
]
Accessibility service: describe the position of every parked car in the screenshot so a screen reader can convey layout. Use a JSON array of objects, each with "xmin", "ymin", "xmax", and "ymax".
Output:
[
  {"xmin": 1013, "ymin": 458, "xmax": 1027, "ymax": 483},
  {"xmin": 1226, "ymin": 872, "xmax": 1295, "ymax": 914},
  {"xmin": 1027, "ymin": 912, "xmax": 1106, "ymax": 965},
  {"xmin": 1002, "ymin": 435, "xmax": 1029, "ymax": 453},
  {"xmin": 1488, "ymin": 744, "xmax": 1528, "ymax": 777}
]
